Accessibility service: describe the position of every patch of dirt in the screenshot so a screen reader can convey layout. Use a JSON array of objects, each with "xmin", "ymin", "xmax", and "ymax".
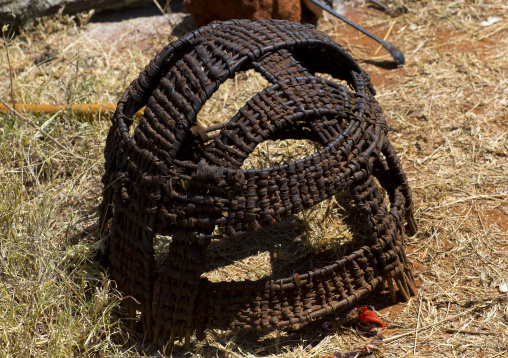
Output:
[
  {"xmin": 318, "ymin": 8, "xmax": 403, "ymax": 88},
  {"xmin": 477, "ymin": 207, "xmax": 508, "ymax": 233}
]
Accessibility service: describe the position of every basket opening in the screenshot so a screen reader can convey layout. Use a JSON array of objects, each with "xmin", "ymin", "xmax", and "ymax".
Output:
[
  {"xmin": 154, "ymin": 234, "xmax": 173, "ymax": 274},
  {"xmin": 202, "ymin": 190, "xmax": 372, "ymax": 283},
  {"xmin": 241, "ymin": 138, "xmax": 323, "ymax": 171},
  {"xmin": 196, "ymin": 69, "xmax": 269, "ymax": 131}
]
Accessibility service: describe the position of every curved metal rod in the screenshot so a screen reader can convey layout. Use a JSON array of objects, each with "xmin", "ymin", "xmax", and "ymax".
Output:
[{"xmin": 308, "ymin": 0, "xmax": 405, "ymax": 65}]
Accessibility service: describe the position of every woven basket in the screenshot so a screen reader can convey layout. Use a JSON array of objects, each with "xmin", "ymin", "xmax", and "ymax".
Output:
[{"xmin": 100, "ymin": 19, "xmax": 417, "ymax": 349}]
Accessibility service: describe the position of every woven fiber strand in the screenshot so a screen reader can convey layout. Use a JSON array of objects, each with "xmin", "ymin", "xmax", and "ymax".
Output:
[{"xmin": 99, "ymin": 19, "xmax": 417, "ymax": 349}]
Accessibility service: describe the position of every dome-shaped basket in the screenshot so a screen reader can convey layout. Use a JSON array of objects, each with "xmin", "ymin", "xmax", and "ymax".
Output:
[{"xmin": 99, "ymin": 19, "xmax": 417, "ymax": 349}]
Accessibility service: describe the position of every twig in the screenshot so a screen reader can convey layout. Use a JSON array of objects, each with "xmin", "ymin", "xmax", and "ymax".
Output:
[
  {"xmin": 152, "ymin": 0, "xmax": 167, "ymax": 16},
  {"xmin": 475, "ymin": 204, "xmax": 486, "ymax": 231},
  {"xmin": 374, "ymin": 21, "xmax": 395, "ymax": 55},
  {"xmin": 209, "ymin": 341, "xmax": 244, "ymax": 358},
  {"xmin": 1, "ymin": 102, "xmax": 86, "ymax": 162},
  {"xmin": 2, "ymin": 25, "xmax": 16, "ymax": 108},
  {"xmin": 478, "ymin": 22, "xmax": 508, "ymax": 41},
  {"xmin": 152, "ymin": 0, "xmax": 175, "ymax": 24},
  {"xmin": 413, "ymin": 291, "xmax": 422, "ymax": 355},
  {"xmin": 384, "ymin": 302, "xmax": 491, "ymax": 344},
  {"xmin": 449, "ymin": 204, "xmax": 473, "ymax": 237},
  {"xmin": 429, "ymin": 193, "xmax": 508, "ymax": 210},
  {"xmin": 442, "ymin": 328, "xmax": 496, "ymax": 336},
  {"xmin": 468, "ymin": 238, "xmax": 505, "ymax": 270},
  {"xmin": 416, "ymin": 144, "xmax": 443, "ymax": 165}
]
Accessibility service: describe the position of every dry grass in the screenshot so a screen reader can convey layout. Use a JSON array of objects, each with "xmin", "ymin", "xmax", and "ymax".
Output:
[{"xmin": 0, "ymin": 0, "xmax": 507, "ymax": 357}]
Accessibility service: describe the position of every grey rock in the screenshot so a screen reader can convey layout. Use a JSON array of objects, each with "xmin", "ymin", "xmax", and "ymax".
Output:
[{"xmin": 0, "ymin": 0, "xmax": 154, "ymax": 28}]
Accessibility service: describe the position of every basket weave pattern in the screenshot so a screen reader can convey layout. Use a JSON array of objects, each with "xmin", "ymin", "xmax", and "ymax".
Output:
[{"xmin": 100, "ymin": 19, "xmax": 417, "ymax": 348}]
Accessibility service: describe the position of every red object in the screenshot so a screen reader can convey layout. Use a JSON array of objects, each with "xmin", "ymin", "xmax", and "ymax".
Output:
[
  {"xmin": 356, "ymin": 306, "xmax": 384, "ymax": 328},
  {"xmin": 183, "ymin": 0, "xmax": 302, "ymax": 26}
]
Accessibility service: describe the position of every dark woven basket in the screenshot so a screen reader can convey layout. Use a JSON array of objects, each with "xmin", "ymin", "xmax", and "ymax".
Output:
[{"xmin": 100, "ymin": 19, "xmax": 417, "ymax": 349}]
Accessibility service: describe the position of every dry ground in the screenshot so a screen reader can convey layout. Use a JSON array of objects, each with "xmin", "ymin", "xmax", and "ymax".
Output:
[{"xmin": 0, "ymin": 0, "xmax": 506, "ymax": 357}]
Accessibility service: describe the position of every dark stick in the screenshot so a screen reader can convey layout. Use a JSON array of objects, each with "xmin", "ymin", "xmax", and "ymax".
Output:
[
  {"xmin": 368, "ymin": 0, "xmax": 388, "ymax": 12},
  {"xmin": 308, "ymin": 0, "xmax": 405, "ymax": 65}
]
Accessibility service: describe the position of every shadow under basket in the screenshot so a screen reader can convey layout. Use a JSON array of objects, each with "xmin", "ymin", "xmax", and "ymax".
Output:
[{"xmin": 99, "ymin": 19, "xmax": 418, "ymax": 350}]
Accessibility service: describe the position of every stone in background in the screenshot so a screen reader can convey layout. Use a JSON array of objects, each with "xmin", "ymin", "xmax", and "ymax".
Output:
[{"xmin": 0, "ymin": 0, "xmax": 155, "ymax": 28}]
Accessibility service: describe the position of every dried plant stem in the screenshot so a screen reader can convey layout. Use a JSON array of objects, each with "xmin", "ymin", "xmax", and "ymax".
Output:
[
  {"xmin": 374, "ymin": 21, "xmax": 395, "ymax": 55},
  {"xmin": 442, "ymin": 328, "xmax": 496, "ymax": 336},
  {"xmin": 384, "ymin": 303, "xmax": 492, "ymax": 344},
  {"xmin": 2, "ymin": 28, "xmax": 15, "ymax": 108},
  {"xmin": 413, "ymin": 291, "xmax": 423, "ymax": 355},
  {"xmin": 209, "ymin": 342, "xmax": 244, "ymax": 358},
  {"xmin": 0, "ymin": 103, "xmax": 144, "ymax": 118},
  {"xmin": 2, "ymin": 102, "xmax": 86, "ymax": 162}
]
